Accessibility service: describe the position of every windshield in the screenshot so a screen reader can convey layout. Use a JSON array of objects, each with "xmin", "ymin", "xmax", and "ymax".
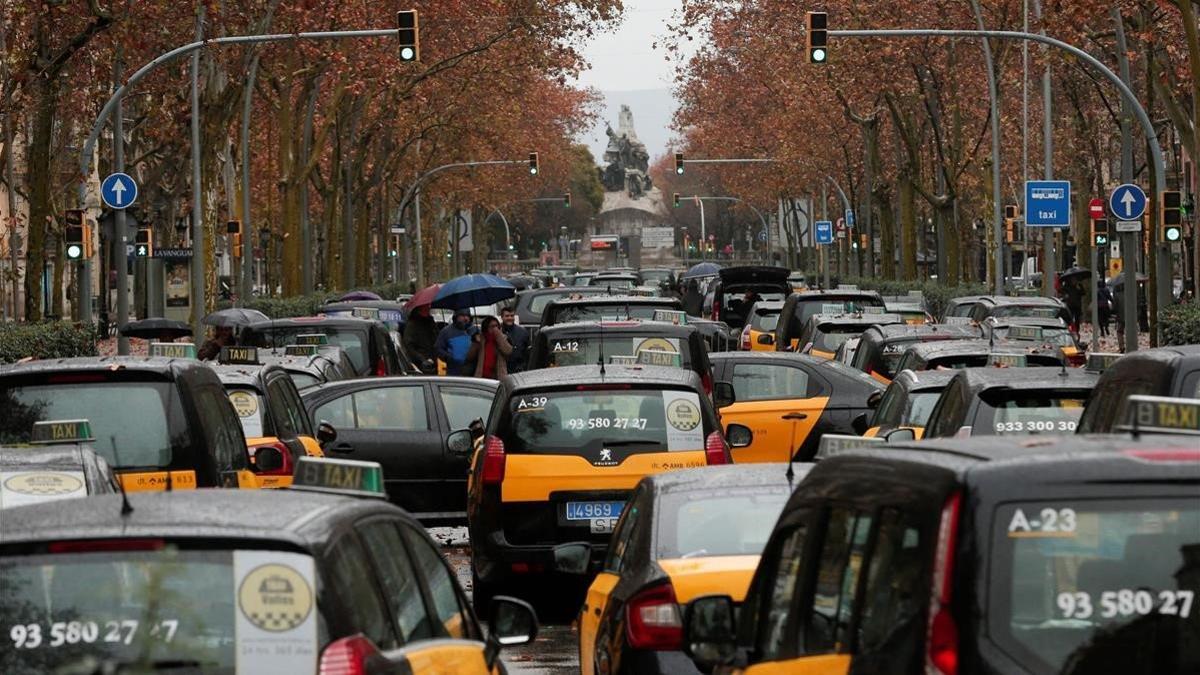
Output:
[
  {"xmin": 0, "ymin": 547, "xmax": 319, "ymax": 674},
  {"xmin": 990, "ymin": 499, "xmax": 1199, "ymax": 673},
  {"xmin": 973, "ymin": 389, "xmax": 1089, "ymax": 435},
  {"xmin": 504, "ymin": 388, "xmax": 708, "ymax": 455},
  {"xmin": 873, "ymin": 388, "xmax": 943, "ymax": 429},
  {"xmin": 244, "ymin": 327, "xmax": 367, "ymax": 374},
  {"xmin": 656, "ymin": 489, "xmax": 790, "ymax": 559},
  {"xmin": 0, "ymin": 379, "xmax": 183, "ymax": 469},
  {"xmin": 540, "ymin": 334, "xmax": 691, "ymax": 369},
  {"xmin": 869, "ymin": 339, "xmax": 928, "ymax": 380},
  {"xmin": 551, "ymin": 304, "xmax": 674, "ymax": 324}
]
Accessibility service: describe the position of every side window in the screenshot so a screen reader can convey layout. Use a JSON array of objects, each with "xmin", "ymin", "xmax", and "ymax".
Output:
[
  {"xmin": 353, "ymin": 386, "xmax": 430, "ymax": 430},
  {"xmin": 358, "ymin": 521, "xmax": 433, "ymax": 644},
  {"xmin": 732, "ymin": 363, "xmax": 811, "ymax": 401},
  {"xmin": 927, "ymin": 381, "xmax": 966, "ymax": 438},
  {"xmin": 858, "ymin": 509, "xmax": 927, "ymax": 657},
  {"xmin": 279, "ymin": 377, "xmax": 314, "ymax": 436},
  {"xmin": 194, "ymin": 385, "xmax": 247, "ymax": 473},
  {"xmin": 439, "ymin": 387, "xmax": 494, "ymax": 431},
  {"xmin": 755, "ymin": 517, "xmax": 811, "ymax": 661},
  {"xmin": 604, "ymin": 487, "xmax": 644, "ymax": 573},
  {"xmin": 314, "ymin": 394, "xmax": 355, "ymax": 429},
  {"xmin": 267, "ymin": 377, "xmax": 309, "ymax": 437},
  {"xmin": 401, "ymin": 525, "xmax": 470, "ymax": 639},
  {"xmin": 327, "ymin": 534, "xmax": 397, "ymax": 649},
  {"xmin": 806, "ymin": 509, "xmax": 873, "ymax": 654}
]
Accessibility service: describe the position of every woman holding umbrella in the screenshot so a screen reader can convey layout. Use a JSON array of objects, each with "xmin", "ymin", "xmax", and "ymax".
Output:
[
  {"xmin": 467, "ymin": 316, "xmax": 513, "ymax": 380},
  {"xmin": 403, "ymin": 284, "xmax": 440, "ymax": 373}
]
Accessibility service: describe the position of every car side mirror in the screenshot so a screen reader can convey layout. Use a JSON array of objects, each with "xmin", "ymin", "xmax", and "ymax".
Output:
[
  {"xmin": 254, "ymin": 446, "xmax": 285, "ymax": 473},
  {"xmin": 552, "ymin": 542, "xmax": 592, "ymax": 575},
  {"xmin": 485, "ymin": 596, "xmax": 539, "ymax": 669},
  {"xmin": 713, "ymin": 381, "xmax": 736, "ymax": 409},
  {"xmin": 756, "ymin": 333, "xmax": 774, "ymax": 345},
  {"xmin": 682, "ymin": 595, "xmax": 737, "ymax": 668},
  {"xmin": 851, "ymin": 412, "xmax": 869, "ymax": 436},
  {"xmin": 725, "ymin": 423, "xmax": 753, "ymax": 448},
  {"xmin": 883, "ymin": 427, "xmax": 916, "ymax": 443},
  {"xmin": 447, "ymin": 429, "xmax": 474, "ymax": 459},
  {"xmin": 867, "ymin": 391, "xmax": 883, "ymax": 409},
  {"xmin": 316, "ymin": 421, "xmax": 337, "ymax": 446}
]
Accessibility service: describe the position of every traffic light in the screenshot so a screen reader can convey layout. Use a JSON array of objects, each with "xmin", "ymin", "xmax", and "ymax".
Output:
[
  {"xmin": 1092, "ymin": 218, "xmax": 1109, "ymax": 247},
  {"xmin": 673, "ymin": 192, "xmax": 681, "ymax": 208},
  {"xmin": 134, "ymin": 227, "xmax": 153, "ymax": 258},
  {"xmin": 64, "ymin": 209, "xmax": 87, "ymax": 260},
  {"xmin": 1161, "ymin": 190, "xmax": 1183, "ymax": 243},
  {"xmin": 806, "ymin": 12, "xmax": 828, "ymax": 64},
  {"xmin": 528, "ymin": 152, "xmax": 539, "ymax": 176},
  {"xmin": 563, "ymin": 192, "xmax": 571, "ymax": 208},
  {"xmin": 675, "ymin": 152, "xmax": 684, "ymax": 175},
  {"xmin": 227, "ymin": 220, "xmax": 241, "ymax": 234},
  {"xmin": 397, "ymin": 10, "xmax": 419, "ymax": 62},
  {"xmin": 1003, "ymin": 204, "xmax": 1019, "ymax": 243}
]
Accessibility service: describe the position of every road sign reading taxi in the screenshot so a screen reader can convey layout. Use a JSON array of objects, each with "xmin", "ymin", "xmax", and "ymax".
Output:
[
  {"xmin": 815, "ymin": 220, "xmax": 833, "ymax": 244},
  {"xmin": 1109, "ymin": 183, "xmax": 1147, "ymax": 222},
  {"xmin": 1024, "ymin": 180, "xmax": 1071, "ymax": 227},
  {"xmin": 101, "ymin": 172, "xmax": 138, "ymax": 210}
]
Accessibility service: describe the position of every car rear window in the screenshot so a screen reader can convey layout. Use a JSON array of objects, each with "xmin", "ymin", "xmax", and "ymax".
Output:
[
  {"xmin": 655, "ymin": 488, "xmax": 790, "ymax": 559},
  {"xmin": 0, "ymin": 546, "xmax": 319, "ymax": 674},
  {"xmin": 990, "ymin": 305, "xmax": 1063, "ymax": 319},
  {"xmin": 973, "ymin": 389, "xmax": 1089, "ymax": 435},
  {"xmin": 750, "ymin": 309, "xmax": 780, "ymax": 332},
  {"xmin": 990, "ymin": 499, "xmax": 1199, "ymax": 672},
  {"xmin": 796, "ymin": 297, "xmax": 883, "ymax": 327},
  {"xmin": 541, "ymin": 335, "xmax": 692, "ymax": 369},
  {"xmin": 589, "ymin": 277, "xmax": 635, "ymax": 289},
  {"xmin": 504, "ymin": 388, "xmax": 709, "ymax": 455},
  {"xmin": 245, "ymin": 327, "xmax": 367, "ymax": 374},
  {"xmin": 526, "ymin": 291, "xmax": 585, "ymax": 317},
  {"xmin": 813, "ymin": 326, "xmax": 865, "ymax": 353},
  {"xmin": 550, "ymin": 304, "xmax": 674, "ymax": 324}
]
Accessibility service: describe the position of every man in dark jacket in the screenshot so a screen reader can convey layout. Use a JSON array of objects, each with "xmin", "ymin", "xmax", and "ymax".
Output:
[
  {"xmin": 500, "ymin": 307, "xmax": 530, "ymax": 373},
  {"xmin": 403, "ymin": 305, "xmax": 438, "ymax": 373},
  {"xmin": 435, "ymin": 309, "xmax": 477, "ymax": 375}
]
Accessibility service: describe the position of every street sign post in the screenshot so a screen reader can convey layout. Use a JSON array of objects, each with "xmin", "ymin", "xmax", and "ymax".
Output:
[
  {"xmin": 1115, "ymin": 220, "xmax": 1142, "ymax": 233},
  {"xmin": 1108, "ymin": 183, "xmax": 1147, "ymax": 222},
  {"xmin": 815, "ymin": 220, "xmax": 833, "ymax": 245},
  {"xmin": 100, "ymin": 172, "xmax": 138, "ymax": 210},
  {"xmin": 1024, "ymin": 180, "xmax": 1071, "ymax": 227}
]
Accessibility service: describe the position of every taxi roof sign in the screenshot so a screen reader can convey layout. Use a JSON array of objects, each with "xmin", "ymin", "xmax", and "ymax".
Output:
[
  {"xmin": 636, "ymin": 349, "xmax": 682, "ymax": 367},
  {"xmin": 1085, "ymin": 352, "xmax": 1121, "ymax": 373},
  {"xmin": 652, "ymin": 309, "xmax": 688, "ymax": 325},
  {"xmin": 218, "ymin": 345, "xmax": 259, "ymax": 365},
  {"xmin": 295, "ymin": 333, "xmax": 330, "ymax": 346},
  {"xmin": 290, "ymin": 457, "xmax": 386, "ymax": 498},
  {"xmin": 285, "ymin": 344, "xmax": 320, "ymax": 357},
  {"xmin": 1120, "ymin": 395, "xmax": 1200, "ymax": 436},
  {"xmin": 31, "ymin": 419, "xmax": 94, "ymax": 444},
  {"xmin": 944, "ymin": 316, "xmax": 975, "ymax": 326},
  {"xmin": 609, "ymin": 355, "xmax": 639, "ymax": 365},
  {"xmin": 863, "ymin": 306, "xmax": 886, "ymax": 315},
  {"xmin": 816, "ymin": 433, "xmax": 883, "ymax": 460},
  {"xmin": 989, "ymin": 353, "xmax": 1028, "ymax": 368},
  {"xmin": 1006, "ymin": 325, "xmax": 1044, "ymax": 341},
  {"xmin": 150, "ymin": 342, "xmax": 197, "ymax": 359},
  {"xmin": 821, "ymin": 303, "xmax": 846, "ymax": 314},
  {"xmin": 352, "ymin": 307, "xmax": 381, "ymax": 320}
]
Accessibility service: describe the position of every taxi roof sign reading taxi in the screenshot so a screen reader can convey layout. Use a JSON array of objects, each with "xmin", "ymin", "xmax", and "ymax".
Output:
[
  {"xmin": 1085, "ymin": 352, "xmax": 1122, "ymax": 373},
  {"xmin": 609, "ymin": 355, "xmax": 639, "ymax": 365},
  {"xmin": 652, "ymin": 309, "xmax": 687, "ymax": 325},
  {"xmin": 636, "ymin": 349, "xmax": 682, "ymax": 367},
  {"xmin": 291, "ymin": 457, "xmax": 386, "ymax": 498},
  {"xmin": 816, "ymin": 433, "xmax": 883, "ymax": 460},
  {"xmin": 1006, "ymin": 325, "xmax": 1044, "ymax": 341},
  {"xmin": 150, "ymin": 342, "xmax": 197, "ymax": 359},
  {"xmin": 352, "ymin": 307, "xmax": 381, "ymax": 320},
  {"xmin": 218, "ymin": 345, "xmax": 259, "ymax": 365},
  {"xmin": 31, "ymin": 419, "xmax": 94, "ymax": 445},
  {"xmin": 989, "ymin": 353, "xmax": 1028, "ymax": 368},
  {"xmin": 1120, "ymin": 395, "xmax": 1200, "ymax": 436},
  {"xmin": 295, "ymin": 333, "xmax": 330, "ymax": 346},
  {"xmin": 285, "ymin": 344, "xmax": 320, "ymax": 357}
]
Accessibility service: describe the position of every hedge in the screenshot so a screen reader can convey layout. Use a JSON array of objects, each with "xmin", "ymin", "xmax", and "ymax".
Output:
[
  {"xmin": 834, "ymin": 277, "xmax": 990, "ymax": 321},
  {"xmin": 0, "ymin": 322, "xmax": 98, "ymax": 364},
  {"xmin": 1161, "ymin": 302, "xmax": 1200, "ymax": 346}
]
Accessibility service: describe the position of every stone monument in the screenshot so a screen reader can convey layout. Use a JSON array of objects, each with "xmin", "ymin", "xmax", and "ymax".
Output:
[
  {"xmin": 589, "ymin": 105, "xmax": 670, "ymax": 265},
  {"xmin": 599, "ymin": 105, "xmax": 654, "ymax": 198}
]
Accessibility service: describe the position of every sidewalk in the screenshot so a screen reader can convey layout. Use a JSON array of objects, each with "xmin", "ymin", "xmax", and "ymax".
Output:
[{"xmin": 1077, "ymin": 324, "xmax": 1151, "ymax": 353}]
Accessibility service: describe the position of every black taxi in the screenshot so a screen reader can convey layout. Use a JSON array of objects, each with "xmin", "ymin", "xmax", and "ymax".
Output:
[
  {"xmin": 980, "ymin": 316, "xmax": 1084, "ymax": 366},
  {"xmin": 894, "ymin": 338, "xmax": 1066, "ymax": 372},
  {"xmin": 680, "ymin": 404, "xmax": 1200, "ymax": 674},
  {"xmin": 795, "ymin": 312, "xmax": 904, "ymax": 360},
  {"xmin": 1078, "ymin": 344, "xmax": 1200, "ymax": 433},
  {"xmin": 258, "ymin": 344, "xmax": 351, "ymax": 391},
  {"xmin": 863, "ymin": 368, "xmax": 957, "ymax": 438},
  {"xmin": 921, "ymin": 366, "xmax": 1098, "ymax": 439},
  {"xmin": 241, "ymin": 316, "xmax": 405, "ymax": 377},
  {"xmin": 0, "ymin": 419, "xmax": 119, "ymax": 509},
  {"xmin": 458, "ymin": 365, "xmax": 748, "ymax": 611},
  {"xmin": 0, "ymin": 352, "xmax": 253, "ymax": 491},
  {"xmin": 0, "ymin": 456, "xmax": 537, "ymax": 674},
  {"xmin": 775, "ymin": 290, "xmax": 886, "ymax": 352},
  {"xmin": 851, "ymin": 323, "xmax": 979, "ymax": 385},
  {"xmin": 968, "ymin": 295, "xmax": 1072, "ymax": 324},
  {"xmin": 540, "ymin": 294, "xmax": 684, "ymax": 327}
]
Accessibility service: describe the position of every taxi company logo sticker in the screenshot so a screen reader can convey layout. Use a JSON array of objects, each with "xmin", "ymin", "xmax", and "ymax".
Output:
[
  {"xmin": 0, "ymin": 470, "xmax": 87, "ymax": 508},
  {"xmin": 238, "ymin": 564, "xmax": 313, "ymax": 632},
  {"xmin": 634, "ymin": 337, "xmax": 679, "ymax": 354},
  {"xmin": 667, "ymin": 399, "xmax": 701, "ymax": 432},
  {"xmin": 228, "ymin": 390, "xmax": 259, "ymax": 417},
  {"xmin": 662, "ymin": 391, "xmax": 704, "ymax": 451}
]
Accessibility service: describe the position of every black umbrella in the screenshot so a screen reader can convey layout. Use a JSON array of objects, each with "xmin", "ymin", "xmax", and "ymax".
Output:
[
  {"xmin": 120, "ymin": 317, "xmax": 193, "ymax": 340},
  {"xmin": 202, "ymin": 307, "xmax": 269, "ymax": 328},
  {"xmin": 1058, "ymin": 267, "xmax": 1091, "ymax": 284}
]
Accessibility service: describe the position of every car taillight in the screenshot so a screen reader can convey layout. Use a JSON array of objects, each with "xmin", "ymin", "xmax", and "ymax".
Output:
[
  {"xmin": 705, "ymin": 430, "xmax": 729, "ymax": 465},
  {"xmin": 926, "ymin": 492, "xmax": 961, "ymax": 675},
  {"xmin": 1066, "ymin": 352, "xmax": 1086, "ymax": 367},
  {"xmin": 712, "ymin": 300, "xmax": 720, "ymax": 321},
  {"xmin": 375, "ymin": 356, "xmax": 387, "ymax": 376},
  {"xmin": 482, "ymin": 435, "xmax": 506, "ymax": 485},
  {"xmin": 319, "ymin": 634, "xmax": 380, "ymax": 675},
  {"xmin": 740, "ymin": 326, "xmax": 751, "ymax": 350},
  {"xmin": 1124, "ymin": 449, "xmax": 1200, "ymax": 463},
  {"xmin": 250, "ymin": 440, "xmax": 294, "ymax": 476},
  {"xmin": 625, "ymin": 582, "xmax": 682, "ymax": 650}
]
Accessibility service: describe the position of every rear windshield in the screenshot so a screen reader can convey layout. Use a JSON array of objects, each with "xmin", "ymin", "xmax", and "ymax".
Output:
[
  {"xmin": 973, "ymin": 389, "xmax": 1089, "ymax": 435},
  {"xmin": 0, "ymin": 547, "xmax": 319, "ymax": 674},
  {"xmin": 526, "ymin": 291, "xmax": 587, "ymax": 318},
  {"xmin": 549, "ymin": 304, "xmax": 674, "ymax": 324},
  {"xmin": 540, "ymin": 334, "xmax": 693, "ymax": 369},
  {"xmin": 794, "ymin": 297, "xmax": 884, "ymax": 330},
  {"xmin": 504, "ymin": 388, "xmax": 709, "ymax": 455},
  {"xmin": 998, "ymin": 326, "xmax": 1074, "ymax": 347},
  {"xmin": 989, "ymin": 305, "xmax": 1063, "ymax": 320},
  {"xmin": 927, "ymin": 354, "xmax": 1062, "ymax": 370},
  {"xmin": 813, "ymin": 326, "xmax": 865, "ymax": 353},
  {"xmin": 990, "ymin": 499, "xmax": 1199, "ymax": 672},
  {"xmin": 873, "ymin": 388, "xmax": 943, "ymax": 429},
  {"xmin": 0, "ymin": 378, "xmax": 184, "ymax": 469},
  {"xmin": 750, "ymin": 309, "xmax": 780, "ymax": 332},
  {"xmin": 655, "ymin": 488, "xmax": 790, "ymax": 559},
  {"xmin": 589, "ymin": 277, "xmax": 636, "ymax": 289},
  {"xmin": 244, "ymin": 327, "xmax": 367, "ymax": 374}
]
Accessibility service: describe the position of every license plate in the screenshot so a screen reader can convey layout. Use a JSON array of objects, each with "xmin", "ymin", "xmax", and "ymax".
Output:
[{"xmin": 565, "ymin": 501, "xmax": 624, "ymax": 521}]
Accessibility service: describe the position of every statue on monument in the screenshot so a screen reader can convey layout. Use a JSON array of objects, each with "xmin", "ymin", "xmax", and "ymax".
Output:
[{"xmin": 599, "ymin": 104, "xmax": 653, "ymax": 198}]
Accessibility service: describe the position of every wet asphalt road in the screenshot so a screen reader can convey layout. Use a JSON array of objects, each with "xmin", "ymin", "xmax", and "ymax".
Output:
[{"xmin": 431, "ymin": 527, "xmax": 579, "ymax": 674}]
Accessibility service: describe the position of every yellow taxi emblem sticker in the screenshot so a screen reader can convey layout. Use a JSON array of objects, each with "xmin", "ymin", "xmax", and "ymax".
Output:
[
  {"xmin": 666, "ymin": 398, "xmax": 701, "ymax": 432},
  {"xmin": 3, "ymin": 473, "xmax": 84, "ymax": 496},
  {"xmin": 228, "ymin": 391, "xmax": 259, "ymax": 417},
  {"xmin": 238, "ymin": 563, "xmax": 314, "ymax": 632},
  {"xmin": 636, "ymin": 337, "xmax": 678, "ymax": 353}
]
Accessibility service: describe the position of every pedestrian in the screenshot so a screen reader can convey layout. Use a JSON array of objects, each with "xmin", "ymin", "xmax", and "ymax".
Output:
[
  {"xmin": 435, "ymin": 309, "xmax": 477, "ymax": 376},
  {"xmin": 468, "ymin": 315, "xmax": 512, "ymax": 380},
  {"xmin": 499, "ymin": 307, "xmax": 530, "ymax": 373},
  {"xmin": 197, "ymin": 326, "xmax": 235, "ymax": 361},
  {"xmin": 1113, "ymin": 286, "xmax": 1126, "ymax": 353},
  {"xmin": 683, "ymin": 279, "xmax": 703, "ymax": 316},
  {"xmin": 1062, "ymin": 279, "xmax": 1083, "ymax": 334},
  {"xmin": 1096, "ymin": 279, "xmax": 1113, "ymax": 337},
  {"xmin": 403, "ymin": 305, "xmax": 438, "ymax": 373}
]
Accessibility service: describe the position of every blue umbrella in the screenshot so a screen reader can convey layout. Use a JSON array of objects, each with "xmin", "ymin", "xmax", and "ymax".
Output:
[
  {"xmin": 682, "ymin": 262, "xmax": 723, "ymax": 279},
  {"xmin": 431, "ymin": 274, "xmax": 516, "ymax": 310}
]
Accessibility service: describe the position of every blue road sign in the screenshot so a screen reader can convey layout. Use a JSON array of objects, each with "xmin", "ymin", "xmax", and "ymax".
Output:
[
  {"xmin": 845, "ymin": 209, "xmax": 855, "ymax": 227},
  {"xmin": 101, "ymin": 172, "xmax": 138, "ymax": 210},
  {"xmin": 1108, "ymin": 183, "xmax": 1147, "ymax": 222},
  {"xmin": 815, "ymin": 220, "xmax": 834, "ymax": 245},
  {"xmin": 758, "ymin": 229, "xmax": 768, "ymax": 242},
  {"xmin": 1025, "ymin": 180, "xmax": 1071, "ymax": 227}
]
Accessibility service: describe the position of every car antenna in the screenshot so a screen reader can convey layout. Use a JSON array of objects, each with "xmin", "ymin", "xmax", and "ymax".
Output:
[
  {"xmin": 598, "ymin": 318, "xmax": 606, "ymax": 378},
  {"xmin": 109, "ymin": 436, "xmax": 134, "ymax": 516}
]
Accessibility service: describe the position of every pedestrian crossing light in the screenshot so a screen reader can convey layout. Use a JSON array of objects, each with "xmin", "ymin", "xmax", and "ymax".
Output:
[
  {"xmin": 673, "ymin": 192, "xmax": 681, "ymax": 208},
  {"xmin": 134, "ymin": 227, "xmax": 153, "ymax": 258},
  {"xmin": 675, "ymin": 152, "xmax": 684, "ymax": 175},
  {"xmin": 1161, "ymin": 190, "xmax": 1183, "ymax": 243},
  {"xmin": 397, "ymin": 10, "xmax": 419, "ymax": 62},
  {"xmin": 806, "ymin": 12, "xmax": 828, "ymax": 64},
  {"xmin": 1092, "ymin": 218, "xmax": 1109, "ymax": 247},
  {"xmin": 528, "ymin": 152, "xmax": 539, "ymax": 176}
]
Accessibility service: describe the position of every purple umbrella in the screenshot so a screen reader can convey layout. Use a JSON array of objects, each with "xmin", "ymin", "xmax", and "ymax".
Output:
[{"xmin": 339, "ymin": 290, "xmax": 382, "ymax": 302}]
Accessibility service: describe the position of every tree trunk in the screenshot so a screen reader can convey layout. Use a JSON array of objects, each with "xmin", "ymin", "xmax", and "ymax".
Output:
[
  {"xmin": 24, "ymin": 76, "xmax": 55, "ymax": 321},
  {"xmin": 899, "ymin": 171, "xmax": 917, "ymax": 280},
  {"xmin": 875, "ymin": 184, "xmax": 896, "ymax": 280}
]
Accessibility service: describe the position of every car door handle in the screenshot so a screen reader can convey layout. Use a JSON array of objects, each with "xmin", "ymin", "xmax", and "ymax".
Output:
[
  {"xmin": 327, "ymin": 442, "xmax": 355, "ymax": 454},
  {"xmin": 594, "ymin": 607, "xmax": 601, "ymax": 617},
  {"xmin": 782, "ymin": 412, "xmax": 809, "ymax": 421}
]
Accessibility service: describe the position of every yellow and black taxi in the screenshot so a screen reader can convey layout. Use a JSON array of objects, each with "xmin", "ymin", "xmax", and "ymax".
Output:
[
  {"xmin": 0, "ymin": 353, "xmax": 255, "ymax": 491},
  {"xmin": 241, "ymin": 316, "xmax": 406, "ymax": 377},
  {"xmin": 893, "ymin": 337, "xmax": 1066, "ymax": 373},
  {"xmin": 968, "ymin": 294, "xmax": 1073, "ymax": 324},
  {"xmin": 459, "ymin": 365, "xmax": 747, "ymax": 612},
  {"xmin": 1078, "ymin": 344, "xmax": 1200, "ymax": 433},
  {"xmin": 530, "ymin": 320, "xmax": 716, "ymax": 393},
  {"xmin": 709, "ymin": 352, "xmax": 884, "ymax": 462},
  {"xmin": 862, "ymin": 368, "xmax": 957, "ymax": 439},
  {"xmin": 257, "ymin": 344, "xmax": 350, "ymax": 391},
  {"xmin": 208, "ymin": 346, "xmax": 326, "ymax": 488},
  {"xmin": 706, "ymin": 266, "xmax": 792, "ymax": 330},
  {"xmin": 850, "ymin": 323, "xmax": 979, "ymax": 385},
  {"xmin": 981, "ymin": 316, "xmax": 1085, "ymax": 366},
  {"xmin": 680, "ymin": 406, "xmax": 1200, "ymax": 675},
  {"xmin": 775, "ymin": 290, "xmax": 886, "ymax": 351},
  {"xmin": 920, "ymin": 366, "xmax": 1098, "ymax": 439},
  {"xmin": 795, "ymin": 311, "xmax": 904, "ymax": 360},
  {"xmin": 741, "ymin": 300, "xmax": 784, "ymax": 351},
  {"xmin": 0, "ymin": 419, "xmax": 119, "ymax": 508},
  {"xmin": 573, "ymin": 464, "xmax": 803, "ymax": 675},
  {"xmin": 0, "ymin": 456, "xmax": 538, "ymax": 674}
]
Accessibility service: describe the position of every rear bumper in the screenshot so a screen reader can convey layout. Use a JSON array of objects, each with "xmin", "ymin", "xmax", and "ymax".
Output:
[{"xmin": 471, "ymin": 528, "xmax": 608, "ymax": 584}]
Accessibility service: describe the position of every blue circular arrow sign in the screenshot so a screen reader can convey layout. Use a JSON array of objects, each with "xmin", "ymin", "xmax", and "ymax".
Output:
[
  {"xmin": 1108, "ymin": 183, "xmax": 1147, "ymax": 222},
  {"xmin": 101, "ymin": 172, "xmax": 138, "ymax": 210}
]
